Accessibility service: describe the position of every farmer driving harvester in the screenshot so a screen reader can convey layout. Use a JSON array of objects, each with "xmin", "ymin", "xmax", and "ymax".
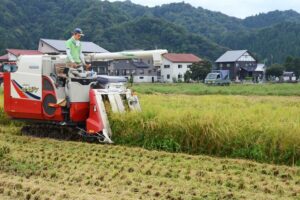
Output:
[{"xmin": 66, "ymin": 28, "xmax": 91, "ymax": 76}]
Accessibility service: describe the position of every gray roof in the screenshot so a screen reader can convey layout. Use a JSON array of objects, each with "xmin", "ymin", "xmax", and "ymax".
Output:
[
  {"xmin": 40, "ymin": 38, "xmax": 109, "ymax": 53},
  {"xmin": 113, "ymin": 60, "xmax": 150, "ymax": 70},
  {"xmin": 255, "ymin": 63, "xmax": 266, "ymax": 72},
  {"xmin": 215, "ymin": 50, "xmax": 248, "ymax": 63}
]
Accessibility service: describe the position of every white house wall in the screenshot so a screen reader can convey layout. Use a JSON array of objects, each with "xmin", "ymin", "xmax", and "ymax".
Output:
[
  {"xmin": 160, "ymin": 58, "xmax": 192, "ymax": 83},
  {"xmin": 38, "ymin": 41, "xmax": 59, "ymax": 54},
  {"xmin": 133, "ymin": 76, "xmax": 157, "ymax": 83},
  {"xmin": 160, "ymin": 59, "xmax": 173, "ymax": 83},
  {"xmin": 237, "ymin": 52, "xmax": 256, "ymax": 62},
  {"xmin": 8, "ymin": 53, "xmax": 17, "ymax": 61},
  {"xmin": 118, "ymin": 75, "xmax": 158, "ymax": 83}
]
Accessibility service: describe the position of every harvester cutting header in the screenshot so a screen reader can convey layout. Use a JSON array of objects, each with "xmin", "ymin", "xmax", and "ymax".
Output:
[{"xmin": 3, "ymin": 28, "xmax": 167, "ymax": 143}]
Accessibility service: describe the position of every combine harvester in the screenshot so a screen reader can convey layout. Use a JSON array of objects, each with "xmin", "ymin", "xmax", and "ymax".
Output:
[{"xmin": 3, "ymin": 49, "xmax": 167, "ymax": 143}]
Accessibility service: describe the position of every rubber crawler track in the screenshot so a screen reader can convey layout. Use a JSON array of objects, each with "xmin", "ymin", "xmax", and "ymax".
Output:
[{"xmin": 21, "ymin": 124, "xmax": 88, "ymax": 142}]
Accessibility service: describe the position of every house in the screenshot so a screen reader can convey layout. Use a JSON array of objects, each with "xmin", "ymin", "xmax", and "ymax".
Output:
[
  {"xmin": 159, "ymin": 53, "xmax": 202, "ymax": 83},
  {"xmin": 38, "ymin": 39, "xmax": 109, "ymax": 54},
  {"xmin": 215, "ymin": 50, "xmax": 257, "ymax": 80},
  {"xmin": 38, "ymin": 39, "xmax": 109, "ymax": 74},
  {"xmin": 0, "ymin": 49, "xmax": 42, "ymax": 62},
  {"xmin": 0, "ymin": 54, "xmax": 9, "ymax": 62},
  {"xmin": 254, "ymin": 63, "xmax": 266, "ymax": 80},
  {"xmin": 108, "ymin": 59, "xmax": 158, "ymax": 83}
]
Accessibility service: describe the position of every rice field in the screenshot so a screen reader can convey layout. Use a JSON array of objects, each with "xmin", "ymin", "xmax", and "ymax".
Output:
[
  {"xmin": 0, "ymin": 88, "xmax": 300, "ymax": 199},
  {"xmin": 111, "ymin": 94, "xmax": 300, "ymax": 166},
  {"xmin": 132, "ymin": 83, "xmax": 300, "ymax": 96},
  {"xmin": 1, "ymin": 87, "xmax": 300, "ymax": 165},
  {"xmin": 0, "ymin": 124, "xmax": 300, "ymax": 200}
]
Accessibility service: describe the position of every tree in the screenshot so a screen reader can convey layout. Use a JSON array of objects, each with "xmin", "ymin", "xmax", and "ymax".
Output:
[
  {"xmin": 285, "ymin": 56, "xmax": 294, "ymax": 70},
  {"xmin": 266, "ymin": 64, "xmax": 285, "ymax": 77},
  {"xmin": 284, "ymin": 56, "xmax": 300, "ymax": 77},
  {"xmin": 184, "ymin": 70, "xmax": 192, "ymax": 83},
  {"xmin": 187, "ymin": 60, "xmax": 212, "ymax": 81}
]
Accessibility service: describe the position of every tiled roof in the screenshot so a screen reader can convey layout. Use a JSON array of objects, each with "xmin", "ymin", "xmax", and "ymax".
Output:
[
  {"xmin": 0, "ymin": 54, "xmax": 9, "ymax": 61},
  {"xmin": 163, "ymin": 53, "xmax": 202, "ymax": 63},
  {"xmin": 6, "ymin": 49, "xmax": 42, "ymax": 56}
]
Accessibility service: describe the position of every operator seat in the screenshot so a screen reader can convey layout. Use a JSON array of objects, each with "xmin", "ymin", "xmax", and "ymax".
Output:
[{"xmin": 54, "ymin": 63, "xmax": 69, "ymax": 87}]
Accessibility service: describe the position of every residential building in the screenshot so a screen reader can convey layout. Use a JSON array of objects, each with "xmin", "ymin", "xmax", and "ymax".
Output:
[
  {"xmin": 38, "ymin": 39, "xmax": 109, "ymax": 54},
  {"xmin": 215, "ymin": 50, "xmax": 258, "ymax": 80},
  {"xmin": 0, "ymin": 49, "xmax": 42, "ymax": 62},
  {"xmin": 109, "ymin": 59, "xmax": 157, "ymax": 83},
  {"xmin": 159, "ymin": 53, "xmax": 202, "ymax": 83},
  {"xmin": 38, "ymin": 39, "xmax": 109, "ymax": 74},
  {"xmin": 0, "ymin": 54, "xmax": 9, "ymax": 62}
]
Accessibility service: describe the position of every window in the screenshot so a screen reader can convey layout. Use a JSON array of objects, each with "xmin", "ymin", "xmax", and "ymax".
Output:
[
  {"xmin": 178, "ymin": 65, "xmax": 182, "ymax": 69},
  {"xmin": 3, "ymin": 64, "xmax": 18, "ymax": 72},
  {"xmin": 236, "ymin": 63, "xmax": 239, "ymax": 67},
  {"xmin": 148, "ymin": 70, "xmax": 152, "ymax": 74},
  {"xmin": 139, "ymin": 77, "xmax": 144, "ymax": 79},
  {"xmin": 178, "ymin": 74, "xmax": 182, "ymax": 79},
  {"xmin": 164, "ymin": 65, "xmax": 170, "ymax": 69},
  {"xmin": 140, "ymin": 69, "xmax": 144, "ymax": 75},
  {"xmin": 187, "ymin": 65, "xmax": 192, "ymax": 68},
  {"xmin": 167, "ymin": 74, "xmax": 170, "ymax": 79},
  {"xmin": 227, "ymin": 63, "xmax": 230, "ymax": 67},
  {"xmin": 220, "ymin": 64, "xmax": 223, "ymax": 68}
]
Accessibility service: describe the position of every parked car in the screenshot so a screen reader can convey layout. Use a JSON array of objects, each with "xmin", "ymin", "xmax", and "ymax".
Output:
[{"xmin": 204, "ymin": 70, "xmax": 231, "ymax": 86}]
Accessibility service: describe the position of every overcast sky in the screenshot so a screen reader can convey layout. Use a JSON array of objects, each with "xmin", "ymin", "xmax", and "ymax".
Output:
[{"xmin": 108, "ymin": 0, "xmax": 300, "ymax": 18}]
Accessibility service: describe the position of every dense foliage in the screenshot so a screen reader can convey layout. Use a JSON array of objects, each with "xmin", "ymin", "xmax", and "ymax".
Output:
[
  {"xmin": 284, "ymin": 56, "xmax": 300, "ymax": 76},
  {"xmin": 1, "ymin": 0, "xmax": 300, "ymax": 63},
  {"xmin": 184, "ymin": 60, "xmax": 212, "ymax": 82},
  {"xmin": 221, "ymin": 22, "xmax": 300, "ymax": 63},
  {"xmin": 266, "ymin": 64, "xmax": 285, "ymax": 77}
]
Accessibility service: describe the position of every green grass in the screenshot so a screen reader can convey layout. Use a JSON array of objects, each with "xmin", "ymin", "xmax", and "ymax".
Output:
[
  {"xmin": 111, "ymin": 95, "xmax": 300, "ymax": 166},
  {"xmin": 132, "ymin": 83, "xmax": 300, "ymax": 96}
]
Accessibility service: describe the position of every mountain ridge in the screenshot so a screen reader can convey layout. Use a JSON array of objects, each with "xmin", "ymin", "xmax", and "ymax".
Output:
[{"xmin": 0, "ymin": 0, "xmax": 300, "ymax": 63}]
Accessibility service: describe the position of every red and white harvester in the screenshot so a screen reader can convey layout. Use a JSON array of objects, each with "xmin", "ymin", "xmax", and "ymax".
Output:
[{"xmin": 3, "ymin": 50, "xmax": 167, "ymax": 143}]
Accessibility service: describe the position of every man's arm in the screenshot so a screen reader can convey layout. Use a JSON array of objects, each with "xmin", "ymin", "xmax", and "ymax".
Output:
[
  {"xmin": 66, "ymin": 49, "xmax": 75, "ymax": 63},
  {"xmin": 80, "ymin": 48, "xmax": 91, "ymax": 70},
  {"xmin": 79, "ymin": 49, "xmax": 86, "ymax": 66}
]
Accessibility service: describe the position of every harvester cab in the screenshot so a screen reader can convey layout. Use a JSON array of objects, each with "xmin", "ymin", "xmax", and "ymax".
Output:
[{"xmin": 3, "ymin": 50, "xmax": 167, "ymax": 143}]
